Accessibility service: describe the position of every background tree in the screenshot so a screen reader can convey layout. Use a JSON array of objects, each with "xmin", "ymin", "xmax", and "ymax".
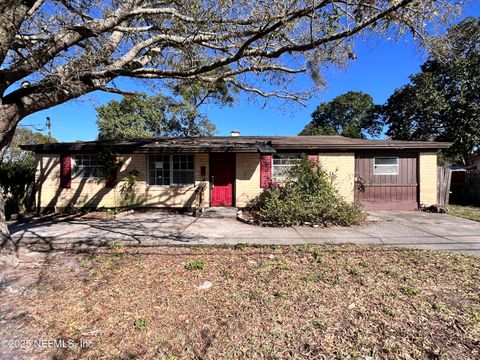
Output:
[
  {"xmin": 381, "ymin": 17, "xmax": 480, "ymax": 165},
  {"xmin": 299, "ymin": 91, "xmax": 381, "ymax": 138},
  {"xmin": 1, "ymin": 127, "xmax": 55, "ymax": 163},
  {"xmin": 0, "ymin": 128, "xmax": 54, "ymax": 219},
  {"xmin": 0, "ymin": 0, "xmax": 462, "ymax": 247},
  {"xmin": 97, "ymin": 94, "xmax": 171, "ymax": 140},
  {"xmin": 97, "ymin": 81, "xmax": 234, "ymax": 139}
]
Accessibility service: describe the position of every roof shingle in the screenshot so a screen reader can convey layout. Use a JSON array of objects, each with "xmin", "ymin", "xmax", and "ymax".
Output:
[{"xmin": 20, "ymin": 135, "xmax": 451, "ymax": 153}]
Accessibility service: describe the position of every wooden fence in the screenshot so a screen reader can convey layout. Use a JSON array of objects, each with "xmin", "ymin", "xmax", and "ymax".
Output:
[
  {"xmin": 437, "ymin": 167, "xmax": 452, "ymax": 207},
  {"xmin": 464, "ymin": 170, "xmax": 480, "ymax": 205}
]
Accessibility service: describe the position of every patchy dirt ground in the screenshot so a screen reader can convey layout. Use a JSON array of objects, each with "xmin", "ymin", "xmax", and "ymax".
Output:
[{"xmin": 1, "ymin": 244, "xmax": 479, "ymax": 359}]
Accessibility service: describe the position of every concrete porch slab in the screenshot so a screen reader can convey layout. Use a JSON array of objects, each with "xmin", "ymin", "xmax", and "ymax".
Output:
[{"xmin": 200, "ymin": 207, "xmax": 238, "ymax": 218}]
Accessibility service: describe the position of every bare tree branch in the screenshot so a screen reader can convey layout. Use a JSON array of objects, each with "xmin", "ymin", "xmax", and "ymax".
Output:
[
  {"xmin": 228, "ymin": 79, "xmax": 309, "ymax": 105},
  {"xmin": 97, "ymin": 86, "xmax": 137, "ymax": 96},
  {"xmin": 0, "ymin": 0, "xmax": 461, "ymax": 148}
]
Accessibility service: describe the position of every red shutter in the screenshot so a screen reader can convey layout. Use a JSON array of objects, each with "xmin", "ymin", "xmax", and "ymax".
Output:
[
  {"xmin": 260, "ymin": 154, "xmax": 272, "ymax": 188},
  {"xmin": 307, "ymin": 152, "xmax": 318, "ymax": 162},
  {"xmin": 105, "ymin": 155, "xmax": 118, "ymax": 188},
  {"xmin": 60, "ymin": 154, "xmax": 72, "ymax": 189},
  {"xmin": 308, "ymin": 152, "xmax": 318, "ymax": 171}
]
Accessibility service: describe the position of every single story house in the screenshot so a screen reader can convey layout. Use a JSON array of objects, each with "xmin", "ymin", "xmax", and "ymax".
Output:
[{"xmin": 21, "ymin": 135, "xmax": 450, "ymax": 212}]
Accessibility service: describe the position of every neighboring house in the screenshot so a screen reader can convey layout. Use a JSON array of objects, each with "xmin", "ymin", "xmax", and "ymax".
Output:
[{"xmin": 21, "ymin": 135, "xmax": 450, "ymax": 212}]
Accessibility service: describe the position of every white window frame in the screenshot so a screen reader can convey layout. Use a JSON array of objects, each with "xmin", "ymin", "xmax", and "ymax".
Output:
[
  {"xmin": 72, "ymin": 154, "xmax": 104, "ymax": 179},
  {"xmin": 373, "ymin": 157, "xmax": 399, "ymax": 176},
  {"xmin": 272, "ymin": 153, "xmax": 303, "ymax": 180},
  {"xmin": 147, "ymin": 154, "xmax": 195, "ymax": 186}
]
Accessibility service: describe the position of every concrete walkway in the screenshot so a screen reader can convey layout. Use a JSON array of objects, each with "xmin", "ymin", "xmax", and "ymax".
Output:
[{"xmin": 8, "ymin": 210, "xmax": 480, "ymax": 255}]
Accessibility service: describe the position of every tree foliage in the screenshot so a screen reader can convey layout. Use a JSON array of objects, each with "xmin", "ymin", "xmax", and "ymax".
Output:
[
  {"xmin": 300, "ymin": 91, "xmax": 381, "ymax": 138},
  {"xmin": 0, "ymin": 0, "xmax": 460, "ymax": 150},
  {"xmin": 97, "ymin": 81, "xmax": 234, "ymax": 140},
  {"xmin": 0, "ymin": 127, "xmax": 54, "ymax": 163},
  {"xmin": 381, "ymin": 17, "xmax": 480, "ymax": 165}
]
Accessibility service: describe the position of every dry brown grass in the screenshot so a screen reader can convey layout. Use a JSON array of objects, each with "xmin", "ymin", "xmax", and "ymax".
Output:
[
  {"xmin": 1, "ymin": 244, "xmax": 479, "ymax": 359},
  {"xmin": 449, "ymin": 205, "xmax": 480, "ymax": 222}
]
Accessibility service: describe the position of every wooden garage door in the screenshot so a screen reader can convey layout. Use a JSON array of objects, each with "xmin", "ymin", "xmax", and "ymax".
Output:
[{"xmin": 355, "ymin": 152, "xmax": 418, "ymax": 210}]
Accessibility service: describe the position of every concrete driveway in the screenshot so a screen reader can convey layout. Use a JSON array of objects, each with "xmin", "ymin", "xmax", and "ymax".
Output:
[{"xmin": 8, "ymin": 210, "xmax": 480, "ymax": 255}]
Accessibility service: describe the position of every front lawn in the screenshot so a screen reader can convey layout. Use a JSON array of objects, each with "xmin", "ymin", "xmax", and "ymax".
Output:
[
  {"xmin": 449, "ymin": 205, "xmax": 480, "ymax": 222},
  {"xmin": 1, "ymin": 245, "xmax": 479, "ymax": 359}
]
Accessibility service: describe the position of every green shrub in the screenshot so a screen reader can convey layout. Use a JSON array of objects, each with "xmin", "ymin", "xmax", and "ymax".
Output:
[
  {"xmin": 134, "ymin": 317, "xmax": 148, "ymax": 330},
  {"xmin": 273, "ymin": 290, "xmax": 285, "ymax": 298},
  {"xmin": 401, "ymin": 287, "xmax": 421, "ymax": 296},
  {"xmin": 108, "ymin": 242, "xmax": 123, "ymax": 250},
  {"xmin": 274, "ymin": 261, "xmax": 288, "ymax": 270},
  {"xmin": 313, "ymin": 250, "xmax": 324, "ymax": 263},
  {"xmin": 349, "ymin": 267, "xmax": 362, "ymax": 276},
  {"xmin": 185, "ymin": 260, "xmax": 205, "ymax": 271},
  {"xmin": 305, "ymin": 271, "xmax": 325, "ymax": 283},
  {"xmin": 248, "ymin": 156, "xmax": 366, "ymax": 227},
  {"xmin": 106, "ymin": 208, "xmax": 123, "ymax": 216}
]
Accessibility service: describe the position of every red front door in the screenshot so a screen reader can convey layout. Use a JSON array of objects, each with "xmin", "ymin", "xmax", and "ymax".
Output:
[{"xmin": 210, "ymin": 153, "xmax": 235, "ymax": 206}]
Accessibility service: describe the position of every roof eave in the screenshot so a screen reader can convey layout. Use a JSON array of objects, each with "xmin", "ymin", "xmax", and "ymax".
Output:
[
  {"xmin": 272, "ymin": 143, "xmax": 452, "ymax": 150},
  {"xmin": 19, "ymin": 141, "xmax": 452, "ymax": 153}
]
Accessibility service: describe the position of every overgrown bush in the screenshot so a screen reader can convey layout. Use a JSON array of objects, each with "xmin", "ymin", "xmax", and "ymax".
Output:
[{"xmin": 248, "ymin": 156, "xmax": 366, "ymax": 227}]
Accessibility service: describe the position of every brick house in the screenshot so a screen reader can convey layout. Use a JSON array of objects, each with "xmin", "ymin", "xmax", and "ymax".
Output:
[{"xmin": 21, "ymin": 135, "xmax": 450, "ymax": 212}]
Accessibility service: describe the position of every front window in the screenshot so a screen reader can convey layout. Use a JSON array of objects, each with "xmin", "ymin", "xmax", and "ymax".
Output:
[
  {"xmin": 374, "ymin": 157, "xmax": 399, "ymax": 175},
  {"xmin": 272, "ymin": 153, "xmax": 302, "ymax": 180},
  {"xmin": 72, "ymin": 154, "xmax": 104, "ymax": 178},
  {"xmin": 148, "ymin": 154, "xmax": 194, "ymax": 185}
]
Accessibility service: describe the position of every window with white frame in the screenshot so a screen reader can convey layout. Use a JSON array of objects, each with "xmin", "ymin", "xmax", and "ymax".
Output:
[
  {"xmin": 72, "ymin": 154, "xmax": 104, "ymax": 178},
  {"xmin": 148, "ymin": 154, "xmax": 194, "ymax": 186},
  {"xmin": 272, "ymin": 153, "xmax": 302, "ymax": 179},
  {"xmin": 373, "ymin": 157, "xmax": 399, "ymax": 175}
]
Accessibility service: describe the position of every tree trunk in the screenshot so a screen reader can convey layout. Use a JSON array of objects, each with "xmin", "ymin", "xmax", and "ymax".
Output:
[
  {"xmin": 0, "ymin": 190, "xmax": 19, "ymax": 267},
  {"xmin": 0, "ymin": 104, "xmax": 21, "ymax": 257},
  {"xmin": 0, "ymin": 190, "xmax": 15, "ymax": 251}
]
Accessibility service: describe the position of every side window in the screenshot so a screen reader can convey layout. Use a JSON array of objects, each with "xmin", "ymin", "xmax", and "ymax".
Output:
[
  {"xmin": 72, "ymin": 154, "xmax": 104, "ymax": 178},
  {"xmin": 148, "ymin": 154, "xmax": 171, "ymax": 185},
  {"xmin": 373, "ymin": 157, "xmax": 399, "ymax": 175},
  {"xmin": 272, "ymin": 153, "xmax": 302, "ymax": 179}
]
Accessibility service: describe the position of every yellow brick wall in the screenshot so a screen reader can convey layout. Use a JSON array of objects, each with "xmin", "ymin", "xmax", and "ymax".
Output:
[
  {"xmin": 35, "ymin": 154, "xmax": 118, "ymax": 210},
  {"xmin": 35, "ymin": 153, "xmax": 209, "ymax": 210},
  {"xmin": 317, "ymin": 152, "xmax": 355, "ymax": 202},
  {"xmin": 235, "ymin": 153, "xmax": 261, "ymax": 207},
  {"xmin": 419, "ymin": 152, "xmax": 438, "ymax": 205}
]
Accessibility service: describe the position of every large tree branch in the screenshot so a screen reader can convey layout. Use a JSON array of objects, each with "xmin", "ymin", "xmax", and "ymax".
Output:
[
  {"xmin": 89, "ymin": 0, "xmax": 413, "ymax": 83},
  {"xmin": 0, "ymin": 0, "xmax": 139, "ymax": 89},
  {"xmin": 113, "ymin": 64, "xmax": 305, "ymax": 79},
  {"xmin": 0, "ymin": 0, "xmax": 459, "ymax": 135},
  {"xmin": 0, "ymin": 0, "xmax": 42, "ymax": 68}
]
